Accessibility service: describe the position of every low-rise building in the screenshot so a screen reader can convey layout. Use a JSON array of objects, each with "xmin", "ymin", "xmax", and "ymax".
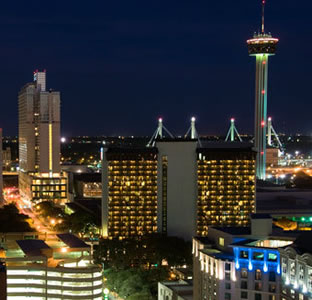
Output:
[
  {"xmin": 2, "ymin": 233, "xmax": 103, "ymax": 299},
  {"xmin": 158, "ymin": 280, "xmax": 193, "ymax": 300},
  {"xmin": 192, "ymin": 214, "xmax": 304, "ymax": 300},
  {"xmin": 279, "ymin": 233, "xmax": 312, "ymax": 300}
]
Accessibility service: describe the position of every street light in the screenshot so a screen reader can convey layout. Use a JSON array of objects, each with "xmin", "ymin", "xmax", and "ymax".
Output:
[{"xmin": 104, "ymin": 288, "xmax": 109, "ymax": 300}]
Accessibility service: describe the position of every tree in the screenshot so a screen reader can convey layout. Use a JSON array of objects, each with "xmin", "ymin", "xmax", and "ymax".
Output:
[
  {"xmin": 293, "ymin": 171, "xmax": 312, "ymax": 188},
  {"xmin": 94, "ymin": 234, "xmax": 192, "ymax": 271},
  {"xmin": 0, "ymin": 204, "xmax": 34, "ymax": 232}
]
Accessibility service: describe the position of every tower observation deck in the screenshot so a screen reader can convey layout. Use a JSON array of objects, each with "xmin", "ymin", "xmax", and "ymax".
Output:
[{"xmin": 247, "ymin": 0, "xmax": 278, "ymax": 180}]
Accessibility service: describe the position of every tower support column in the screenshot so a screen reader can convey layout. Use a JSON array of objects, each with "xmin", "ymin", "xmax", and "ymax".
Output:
[{"xmin": 254, "ymin": 54, "xmax": 269, "ymax": 180}]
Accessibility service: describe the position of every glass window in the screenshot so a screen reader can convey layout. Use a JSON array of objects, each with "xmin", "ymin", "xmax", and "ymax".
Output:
[
  {"xmin": 241, "ymin": 291, "xmax": 248, "ymax": 299},
  {"xmin": 269, "ymin": 284, "xmax": 276, "ymax": 293},
  {"xmin": 225, "ymin": 272, "xmax": 231, "ymax": 281},
  {"xmin": 255, "ymin": 282, "xmax": 262, "ymax": 291},
  {"xmin": 268, "ymin": 253, "xmax": 278, "ymax": 262},
  {"xmin": 240, "ymin": 251, "xmax": 248, "ymax": 259},
  {"xmin": 225, "ymin": 283, "xmax": 231, "ymax": 290},
  {"xmin": 269, "ymin": 296, "xmax": 276, "ymax": 300},
  {"xmin": 225, "ymin": 293, "xmax": 231, "ymax": 300},
  {"xmin": 253, "ymin": 252, "xmax": 264, "ymax": 261},
  {"xmin": 241, "ymin": 268, "xmax": 248, "ymax": 278},
  {"xmin": 255, "ymin": 269, "xmax": 262, "ymax": 280},
  {"xmin": 225, "ymin": 263, "xmax": 231, "ymax": 271},
  {"xmin": 241, "ymin": 281, "xmax": 248, "ymax": 289},
  {"xmin": 269, "ymin": 271, "xmax": 276, "ymax": 282},
  {"xmin": 219, "ymin": 237, "xmax": 225, "ymax": 246},
  {"xmin": 255, "ymin": 293, "xmax": 262, "ymax": 300}
]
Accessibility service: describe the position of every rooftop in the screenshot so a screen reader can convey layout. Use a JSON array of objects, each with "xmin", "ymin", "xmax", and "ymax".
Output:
[
  {"xmin": 231, "ymin": 238, "xmax": 293, "ymax": 249},
  {"xmin": 57, "ymin": 233, "xmax": 89, "ymax": 249},
  {"xmin": 16, "ymin": 239, "xmax": 50, "ymax": 257}
]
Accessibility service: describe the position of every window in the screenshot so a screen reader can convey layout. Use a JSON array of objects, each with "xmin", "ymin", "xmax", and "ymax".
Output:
[
  {"xmin": 253, "ymin": 252, "xmax": 264, "ymax": 261},
  {"xmin": 299, "ymin": 294, "xmax": 304, "ymax": 300},
  {"xmin": 269, "ymin": 284, "xmax": 276, "ymax": 293},
  {"xmin": 225, "ymin": 293, "xmax": 231, "ymax": 300},
  {"xmin": 299, "ymin": 265, "xmax": 304, "ymax": 282},
  {"xmin": 269, "ymin": 296, "xmax": 276, "ymax": 300},
  {"xmin": 225, "ymin": 273, "xmax": 231, "ymax": 280},
  {"xmin": 290, "ymin": 289, "xmax": 295, "ymax": 299},
  {"xmin": 240, "ymin": 251, "xmax": 248, "ymax": 259},
  {"xmin": 290, "ymin": 261, "xmax": 295, "ymax": 282},
  {"xmin": 255, "ymin": 282, "xmax": 262, "ymax": 291},
  {"xmin": 309, "ymin": 269, "xmax": 312, "ymax": 290},
  {"xmin": 241, "ymin": 281, "xmax": 247, "ymax": 289},
  {"xmin": 266, "ymin": 251, "xmax": 277, "ymax": 260},
  {"xmin": 241, "ymin": 291, "xmax": 248, "ymax": 299},
  {"xmin": 282, "ymin": 257, "xmax": 287, "ymax": 275},
  {"xmin": 225, "ymin": 263, "xmax": 231, "ymax": 271},
  {"xmin": 241, "ymin": 268, "xmax": 248, "ymax": 278},
  {"xmin": 255, "ymin": 293, "xmax": 262, "ymax": 300},
  {"xmin": 225, "ymin": 283, "xmax": 231, "ymax": 290},
  {"xmin": 255, "ymin": 269, "xmax": 262, "ymax": 280},
  {"xmin": 219, "ymin": 237, "xmax": 225, "ymax": 246},
  {"xmin": 269, "ymin": 271, "xmax": 276, "ymax": 282}
]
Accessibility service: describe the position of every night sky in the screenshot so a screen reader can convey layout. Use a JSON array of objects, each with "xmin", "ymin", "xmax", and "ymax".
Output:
[{"xmin": 0, "ymin": 1, "xmax": 311, "ymax": 137}]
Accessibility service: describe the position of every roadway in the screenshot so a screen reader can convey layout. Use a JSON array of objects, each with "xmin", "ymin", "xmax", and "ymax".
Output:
[{"xmin": 3, "ymin": 187, "xmax": 53, "ymax": 234}]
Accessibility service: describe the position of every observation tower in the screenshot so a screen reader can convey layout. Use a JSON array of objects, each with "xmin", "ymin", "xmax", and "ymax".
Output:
[{"xmin": 247, "ymin": 0, "xmax": 278, "ymax": 180}]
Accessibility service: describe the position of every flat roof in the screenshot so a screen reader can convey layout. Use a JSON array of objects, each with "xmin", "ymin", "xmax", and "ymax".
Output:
[
  {"xmin": 199, "ymin": 141, "xmax": 254, "ymax": 150},
  {"xmin": 57, "ymin": 233, "xmax": 89, "ymax": 249},
  {"xmin": 210, "ymin": 227, "xmax": 251, "ymax": 235},
  {"xmin": 16, "ymin": 239, "xmax": 50, "ymax": 257},
  {"xmin": 231, "ymin": 238, "xmax": 293, "ymax": 249}
]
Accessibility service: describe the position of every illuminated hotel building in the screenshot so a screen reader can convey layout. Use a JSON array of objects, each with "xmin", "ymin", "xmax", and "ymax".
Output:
[
  {"xmin": 193, "ymin": 215, "xmax": 297, "ymax": 300},
  {"xmin": 18, "ymin": 70, "xmax": 67, "ymax": 204},
  {"xmin": 102, "ymin": 147, "xmax": 158, "ymax": 238},
  {"xmin": 3, "ymin": 233, "xmax": 103, "ymax": 300},
  {"xmin": 197, "ymin": 145, "xmax": 256, "ymax": 236},
  {"xmin": 102, "ymin": 141, "xmax": 256, "ymax": 240}
]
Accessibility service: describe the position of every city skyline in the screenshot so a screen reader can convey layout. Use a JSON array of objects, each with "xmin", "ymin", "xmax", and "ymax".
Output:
[{"xmin": 0, "ymin": 1, "xmax": 311, "ymax": 136}]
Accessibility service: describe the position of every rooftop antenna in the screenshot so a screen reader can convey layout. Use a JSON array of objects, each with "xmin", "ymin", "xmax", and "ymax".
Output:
[
  {"xmin": 185, "ymin": 117, "xmax": 202, "ymax": 147},
  {"xmin": 147, "ymin": 118, "xmax": 174, "ymax": 147},
  {"xmin": 267, "ymin": 117, "xmax": 283, "ymax": 149},
  {"xmin": 261, "ymin": 0, "xmax": 265, "ymax": 34},
  {"xmin": 225, "ymin": 118, "xmax": 242, "ymax": 142}
]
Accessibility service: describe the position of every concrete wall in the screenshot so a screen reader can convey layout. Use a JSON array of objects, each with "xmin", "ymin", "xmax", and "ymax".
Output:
[{"xmin": 156, "ymin": 141, "xmax": 198, "ymax": 241}]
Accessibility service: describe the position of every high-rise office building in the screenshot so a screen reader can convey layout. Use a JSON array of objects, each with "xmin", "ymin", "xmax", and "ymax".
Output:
[
  {"xmin": 18, "ymin": 70, "xmax": 67, "ymax": 204},
  {"xmin": 102, "ymin": 140, "xmax": 256, "ymax": 240}
]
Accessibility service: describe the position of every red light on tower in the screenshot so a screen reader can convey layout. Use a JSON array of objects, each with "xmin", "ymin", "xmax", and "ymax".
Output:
[
  {"xmin": 261, "ymin": 120, "xmax": 265, "ymax": 127},
  {"xmin": 262, "ymin": 90, "xmax": 265, "ymax": 95}
]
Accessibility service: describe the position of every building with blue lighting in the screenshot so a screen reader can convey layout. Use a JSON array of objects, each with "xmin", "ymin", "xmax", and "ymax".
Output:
[{"xmin": 192, "ymin": 214, "xmax": 307, "ymax": 300}]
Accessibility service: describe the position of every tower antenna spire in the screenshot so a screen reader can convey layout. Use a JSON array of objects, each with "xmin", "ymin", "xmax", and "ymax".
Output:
[{"xmin": 261, "ymin": 0, "xmax": 265, "ymax": 34}]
